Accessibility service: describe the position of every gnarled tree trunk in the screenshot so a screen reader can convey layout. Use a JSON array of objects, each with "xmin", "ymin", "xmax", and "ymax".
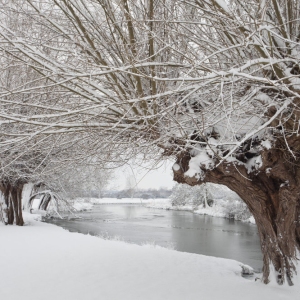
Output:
[
  {"xmin": 173, "ymin": 147, "xmax": 300, "ymax": 285},
  {"xmin": 0, "ymin": 181, "xmax": 25, "ymax": 226}
]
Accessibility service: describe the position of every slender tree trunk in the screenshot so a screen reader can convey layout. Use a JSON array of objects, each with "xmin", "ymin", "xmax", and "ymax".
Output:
[
  {"xmin": 203, "ymin": 184, "xmax": 208, "ymax": 208},
  {"xmin": 173, "ymin": 149, "xmax": 300, "ymax": 285},
  {"xmin": 0, "ymin": 181, "xmax": 25, "ymax": 226}
]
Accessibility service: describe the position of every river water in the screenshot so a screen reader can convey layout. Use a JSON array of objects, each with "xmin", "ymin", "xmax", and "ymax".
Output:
[{"xmin": 47, "ymin": 204, "xmax": 263, "ymax": 271}]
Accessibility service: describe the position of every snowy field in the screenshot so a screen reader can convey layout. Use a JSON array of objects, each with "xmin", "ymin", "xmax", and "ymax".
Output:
[{"xmin": 1, "ymin": 213, "xmax": 299, "ymax": 300}]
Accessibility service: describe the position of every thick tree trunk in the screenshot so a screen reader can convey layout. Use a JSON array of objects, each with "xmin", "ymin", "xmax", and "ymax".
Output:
[
  {"xmin": 173, "ymin": 149, "xmax": 300, "ymax": 285},
  {"xmin": 0, "ymin": 182, "xmax": 24, "ymax": 226}
]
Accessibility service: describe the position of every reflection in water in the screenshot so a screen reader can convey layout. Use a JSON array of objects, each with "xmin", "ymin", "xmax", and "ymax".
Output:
[
  {"xmin": 47, "ymin": 204, "xmax": 263, "ymax": 271},
  {"xmin": 170, "ymin": 211, "xmax": 262, "ymax": 271}
]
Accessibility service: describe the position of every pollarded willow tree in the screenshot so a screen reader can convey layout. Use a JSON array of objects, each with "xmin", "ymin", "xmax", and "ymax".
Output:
[
  {"xmin": 0, "ymin": 0, "xmax": 123, "ymax": 224},
  {"xmin": 1, "ymin": 0, "xmax": 194, "ymax": 223},
  {"xmin": 170, "ymin": 0, "xmax": 300, "ymax": 285},
  {"xmin": 1, "ymin": 0, "xmax": 300, "ymax": 285}
]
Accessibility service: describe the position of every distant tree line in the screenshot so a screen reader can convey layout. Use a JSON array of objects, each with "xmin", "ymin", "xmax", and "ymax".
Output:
[{"xmin": 103, "ymin": 188, "xmax": 172, "ymax": 199}]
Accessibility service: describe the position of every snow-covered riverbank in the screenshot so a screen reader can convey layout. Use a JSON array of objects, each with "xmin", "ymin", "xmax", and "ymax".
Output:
[
  {"xmin": 147, "ymin": 199, "xmax": 256, "ymax": 224},
  {"xmin": 0, "ymin": 212, "xmax": 299, "ymax": 300},
  {"xmin": 70, "ymin": 198, "xmax": 158, "ymax": 211}
]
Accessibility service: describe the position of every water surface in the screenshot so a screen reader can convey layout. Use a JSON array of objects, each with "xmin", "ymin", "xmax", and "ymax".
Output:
[{"xmin": 47, "ymin": 204, "xmax": 263, "ymax": 271}]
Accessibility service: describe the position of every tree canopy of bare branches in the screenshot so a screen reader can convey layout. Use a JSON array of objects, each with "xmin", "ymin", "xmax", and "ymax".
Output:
[{"xmin": 1, "ymin": 0, "xmax": 300, "ymax": 285}]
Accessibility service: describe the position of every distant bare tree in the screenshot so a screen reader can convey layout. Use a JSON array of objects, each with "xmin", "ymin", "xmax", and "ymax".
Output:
[{"xmin": 55, "ymin": 164, "xmax": 113, "ymax": 198}]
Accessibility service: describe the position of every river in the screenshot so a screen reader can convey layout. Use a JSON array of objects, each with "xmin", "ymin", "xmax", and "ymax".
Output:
[{"xmin": 47, "ymin": 204, "xmax": 263, "ymax": 271}]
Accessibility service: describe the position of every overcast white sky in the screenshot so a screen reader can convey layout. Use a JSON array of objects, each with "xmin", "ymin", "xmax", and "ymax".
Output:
[{"xmin": 110, "ymin": 159, "xmax": 175, "ymax": 190}]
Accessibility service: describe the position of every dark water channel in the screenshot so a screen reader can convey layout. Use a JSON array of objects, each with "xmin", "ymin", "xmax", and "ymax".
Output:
[{"xmin": 47, "ymin": 204, "xmax": 263, "ymax": 271}]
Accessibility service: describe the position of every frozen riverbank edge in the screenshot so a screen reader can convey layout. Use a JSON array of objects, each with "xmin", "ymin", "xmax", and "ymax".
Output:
[{"xmin": 1, "ymin": 212, "xmax": 299, "ymax": 300}]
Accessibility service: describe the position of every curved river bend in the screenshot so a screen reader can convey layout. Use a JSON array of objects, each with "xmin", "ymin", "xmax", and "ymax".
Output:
[{"xmin": 47, "ymin": 204, "xmax": 263, "ymax": 271}]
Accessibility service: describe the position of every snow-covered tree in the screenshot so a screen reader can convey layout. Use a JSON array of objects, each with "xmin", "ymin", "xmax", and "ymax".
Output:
[
  {"xmin": 123, "ymin": 175, "xmax": 136, "ymax": 198},
  {"xmin": 55, "ymin": 164, "xmax": 113, "ymax": 199},
  {"xmin": 171, "ymin": 183, "xmax": 245, "ymax": 212},
  {"xmin": 171, "ymin": 183, "xmax": 207, "ymax": 207},
  {"xmin": 170, "ymin": 1, "xmax": 300, "ymax": 285},
  {"xmin": 1, "ymin": 0, "xmax": 300, "ymax": 285}
]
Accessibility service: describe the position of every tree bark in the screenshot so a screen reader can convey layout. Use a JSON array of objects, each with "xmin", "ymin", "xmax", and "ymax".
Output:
[
  {"xmin": 0, "ymin": 182, "xmax": 24, "ymax": 226},
  {"xmin": 173, "ymin": 148, "xmax": 300, "ymax": 285}
]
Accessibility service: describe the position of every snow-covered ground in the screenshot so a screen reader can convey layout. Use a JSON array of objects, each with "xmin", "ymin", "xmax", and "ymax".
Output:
[
  {"xmin": 72, "ymin": 201, "xmax": 94, "ymax": 211},
  {"xmin": 0, "ymin": 212, "xmax": 299, "ymax": 300},
  {"xmin": 193, "ymin": 205, "xmax": 256, "ymax": 224}
]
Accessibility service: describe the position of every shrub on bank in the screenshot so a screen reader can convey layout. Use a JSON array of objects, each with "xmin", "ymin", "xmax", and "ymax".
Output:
[{"xmin": 171, "ymin": 183, "xmax": 252, "ymax": 222}]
